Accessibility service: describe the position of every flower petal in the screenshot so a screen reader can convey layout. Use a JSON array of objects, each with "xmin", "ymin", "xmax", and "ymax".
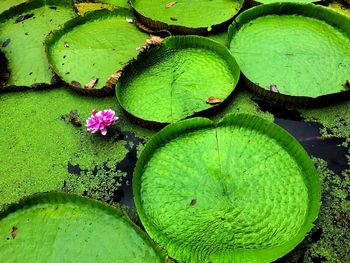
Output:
[{"xmin": 101, "ymin": 128, "xmax": 107, "ymax": 135}]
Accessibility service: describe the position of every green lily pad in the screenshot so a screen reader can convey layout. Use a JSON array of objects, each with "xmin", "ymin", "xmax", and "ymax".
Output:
[
  {"xmin": 246, "ymin": 0, "xmax": 316, "ymax": 6},
  {"xmin": 0, "ymin": 0, "xmax": 76, "ymax": 90},
  {"xmin": 130, "ymin": 0, "xmax": 243, "ymax": 35},
  {"xmin": 0, "ymin": 192, "xmax": 165, "ymax": 262},
  {"xmin": 99, "ymin": 0, "xmax": 130, "ymax": 9},
  {"xmin": 45, "ymin": 8, "xmax": 149, "ymax": 94},
  {"xmin": 229, "ymin": 3, "xmax": 350, "ymax": 105},
  {"xmin": 0, "ymin": 0, "xmax": 28, "ymax": 15},
  {"xmin": 134, "ymin": 113, "xmax": 321, "ymax": 263},
  {"xmin": 116, "ymin": 36, "xmax": 240, "ymax": 126}
]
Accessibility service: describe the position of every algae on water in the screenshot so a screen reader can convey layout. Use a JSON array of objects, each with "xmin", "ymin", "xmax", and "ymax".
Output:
[
  {"xmin": 301, "ymin": 101, "xmax": 350, "ymax": 148},
  {"xmin": 281, "ymin": 158, "xmax": 350, "ymax": 262},
  {"xmin": 0, "ymin": 87, "xmax": 140, "ymax": 210}
]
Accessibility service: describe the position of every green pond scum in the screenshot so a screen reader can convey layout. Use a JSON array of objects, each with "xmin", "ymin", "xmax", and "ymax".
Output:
[
  {"xmin": 0, "ymin": 87, "xmax": 146, "ymax": 210},
  {"xmin": 280, "ymin": 158, "xmax": 350, "ymax": 262}
]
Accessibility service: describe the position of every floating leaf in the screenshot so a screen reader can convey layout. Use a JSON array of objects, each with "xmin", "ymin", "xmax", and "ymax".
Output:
[
  {"xmin": 0, "ymin": 193, "xmax": 166, "ymax": 262},
  {"xmin": 84, "ymin": 78, "xmax": 98, "ymax": 89},
  {"xmin": 0, "ymin": 0, "xmax": 76, "ymax": 89},
  {"xmin": 206, "ymin": 96, "xmax": 222, "ymax": 104},
  {"xmin": 45, "ymin": 9, "xmax": 149, "ymax": 94},
  {"xmin": 0, "ymin": 0, "xmax": 28, "ymax": 14},
  {"xmin": 229, "ymin": 3, "xmax": 350, "ymax": 103},
  {"xmin": 116, "ymin": 36, "xmax": 240, "ymax": 125},
  {"xmin": 134, "ymin": 113, "xmax": 321, "ymax": 263},
  {"xmin": 165, "ymin": 1, "xmax": 177, "ymax": 8},
  {"xmin": 247, "ymin": 0, "xmax": 316, "ymax": 6},
  {"xmin": 130, "ymin": 0, "xmax": 243, "ymax": 34},
  {"xmin": 11, "ymin": 227, "xmax": 17, "ymax": 239}
]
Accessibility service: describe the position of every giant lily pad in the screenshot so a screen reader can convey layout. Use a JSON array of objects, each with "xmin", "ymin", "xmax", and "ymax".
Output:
[
  {"xmin": 0, "ymin": 0, "xmax": 28, "ymax": 14},
  {"xmin": 229, "ymin": 3, "xmax": 350, "ymax": 105},
  {"xmin": 130, "ymin": 0, "xmax": 243, "ymax": 35},
  {"xmin": 0, "ymin": 0, "xmax": 76, "ymax": 90},
  {"xmin": 246, "ymin": 0, "xmax": 316, "ymax": 6},
  {"xmin": 116, "ymin": 36, "xmax": 240, "ymax": 126},
  {"xmin": 73, "ymin": 2, "xmax": 114, "ymax": 16},
  {"xmin": 134, "ymin": 113, "xmax": 321, "ymax": 262},
  {"xmin": 45, "ymin": 8, "xmax": 149, "ymax": 95},
  {"xmin": 0, "ymin": 192, "xmax": 165, "ymax": 262},
  {"xmin": 99, "ymin": 0, "xmax": 130, "ymax": 9}
]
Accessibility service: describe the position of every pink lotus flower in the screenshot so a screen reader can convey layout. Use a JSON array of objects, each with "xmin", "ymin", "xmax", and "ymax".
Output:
[{"xmin": 86, "ymin": 109, "xmax": 118, "ymax": 135}]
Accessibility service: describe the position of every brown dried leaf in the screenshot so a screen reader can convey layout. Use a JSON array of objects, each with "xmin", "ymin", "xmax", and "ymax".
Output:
[
  {"xmin": 71, "ymin": 80, "xmax": 82, "ymax": 89},
  {"xmin": 190, "ymin": 199, "xmax": 197, "ymax": 206},
  {"xmin": 165, "ymin": 1, "xmax": 177, "ymax": 8},
  {"xmin": 145, "ymin": 35, "xmax": 163, "ymax": 46},
  {"xmin": 269, "ymin": 83, "xmax": 279, "ymax": 93},
  {"xmin": 11, "ymin": 227, "xmax": 17, "ymax": 239},
  {"xmin": 206, "ymin": 96, "xmax": 222, "ymax": 105},
  {"xmin": 84, "ymin": 78, "xmax": 98, "ymax": 89}
]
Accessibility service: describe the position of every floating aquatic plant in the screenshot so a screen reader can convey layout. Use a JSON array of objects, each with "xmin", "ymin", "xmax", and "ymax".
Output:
[{"xmin": 86, "ymin": 109, "xmax": 118, "ymax": 135}]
